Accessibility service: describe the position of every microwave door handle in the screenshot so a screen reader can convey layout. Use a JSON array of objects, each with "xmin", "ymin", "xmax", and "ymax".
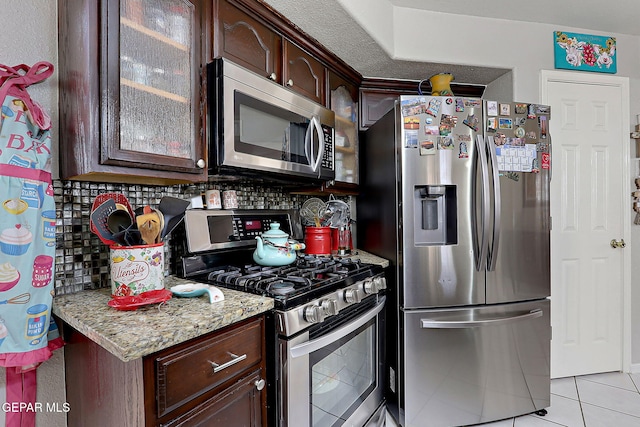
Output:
[
  {"xmin": 311, "ymin": 116, "xmax": 324, "ymax": 173},
  {"xmin": 304, "ymin": 120, "xmax": 313, "ymax": 168}
]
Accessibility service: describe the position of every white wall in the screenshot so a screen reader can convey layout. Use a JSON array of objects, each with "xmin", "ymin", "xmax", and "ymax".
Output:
[
  {"xmin": 340, "ymin": 0, "xmax": 640, "ymax": 370},
  {"xmin": 0, "ymin": 1, "xmax": 66, "ymax": 426}
]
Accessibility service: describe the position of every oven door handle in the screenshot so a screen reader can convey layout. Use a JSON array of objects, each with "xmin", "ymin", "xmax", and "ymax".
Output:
[{"xmin": 290, "ymin": 296, "xmax": 385, "ymax": 359}]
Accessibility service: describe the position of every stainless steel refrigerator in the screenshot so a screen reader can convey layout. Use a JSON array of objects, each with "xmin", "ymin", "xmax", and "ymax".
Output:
[{"xmin": 358, "ymin": 96, "xmax": 552, "ymax": 426}]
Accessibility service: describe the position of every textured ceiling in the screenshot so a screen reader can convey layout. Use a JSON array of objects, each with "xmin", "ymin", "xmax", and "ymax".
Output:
[{"xmin": 263, "ymin": 0, "xmax": 638, "ymax": 85}]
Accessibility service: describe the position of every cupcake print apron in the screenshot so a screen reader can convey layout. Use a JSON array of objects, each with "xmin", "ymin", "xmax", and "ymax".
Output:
[{"xmin": 0, "ymin": 62, "xmax": 63, "ymax": 427}]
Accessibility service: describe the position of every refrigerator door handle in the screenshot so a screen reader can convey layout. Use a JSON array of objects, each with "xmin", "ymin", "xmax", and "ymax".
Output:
[
  {"xmin": 474, "ymin": 134, "xmax": 490, "ymax": 271},
  {"xmin": 486, "ymin": 135, "xmax": 501, "ymax": 271},
  {"xmin": 420, "ymin": 308, "xmax": 542, "ymax": 329}
]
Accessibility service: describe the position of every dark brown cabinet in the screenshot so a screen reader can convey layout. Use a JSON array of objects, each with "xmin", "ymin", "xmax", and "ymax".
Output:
[
  {"xmin": 58, "ymin": 0, "xmax": 207, "ymax": 185},
  {"xmin": 283, "ymin": 40, "xmax": 325, "ymax": 104},
  {"xmin": 214, "ymin": 0, "xmax": 281, "ymax": 80},
  {"xmin": 215, "ymin": 0, "xmax": 325, "ymax": 104},
  {"xmin": 63, "ymin": 316, "xmax": 267, "ymax": 427}
]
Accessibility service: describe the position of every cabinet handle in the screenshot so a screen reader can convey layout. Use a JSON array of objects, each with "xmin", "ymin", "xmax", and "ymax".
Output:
[
  {"xmin": 255, "ymin": 379, "xmax": 265, "ymax": 391},
  {"xmin": 196, "ymin": 158, "xmax": 205, "ymax": 168},
  {"xmin": 208, "ymin": 352, "xmax": 247, "ymax": 373},
  {"xmin": 286, "ymin": 79, "xmax": 294, "ymax": 87},
  {"xmin": 268, "ymin": 72, "xmax": 277, "ymax": 81}
]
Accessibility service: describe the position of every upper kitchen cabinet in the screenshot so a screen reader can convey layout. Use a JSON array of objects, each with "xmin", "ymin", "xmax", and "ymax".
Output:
[
  {"xmin": 58, "ymin": 0, "xmax": 208, "ymax": 185},
  {"xmin": 214, "ymin": 0, "xmax": 325, "ymax": 105},
  {"xmin": 329, "ymin": 71, "xmax": 359, "ymax": 187},
  {"xmin": 214, "ymin": 0, "xmax": 282, "ymax": 80},
  {"xmin": 359, "ymin": 78, "xmax": 485, "ymax": 130},
  {"xmin": 283, "ymin": 41, "xmax": 325, "ymax": 105}
]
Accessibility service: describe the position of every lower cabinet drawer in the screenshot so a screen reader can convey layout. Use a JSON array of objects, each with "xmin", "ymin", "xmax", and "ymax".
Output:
[{"xmin": 154, "ymin": 317, "xmax": 263, "ymax": 417}]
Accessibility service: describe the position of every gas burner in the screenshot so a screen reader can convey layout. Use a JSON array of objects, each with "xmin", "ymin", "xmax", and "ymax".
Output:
[{"xmin": 268, "ymin": 282, "xmax": 296, "ymax": 295}]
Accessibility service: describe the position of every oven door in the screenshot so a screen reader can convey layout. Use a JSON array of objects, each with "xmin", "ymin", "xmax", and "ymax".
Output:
[
  {"xmin": 210, "ymin": 58, "xmax": 335, "ymax": 181},
  {"xmin": 279, "ymin": 296, "xmax": 385, "ymax": 427}
]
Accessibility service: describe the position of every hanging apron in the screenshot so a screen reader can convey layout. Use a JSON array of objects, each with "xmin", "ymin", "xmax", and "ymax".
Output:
[{"xmin": 0, "ymin": 62, "xmax": 63, "ymax": 427}]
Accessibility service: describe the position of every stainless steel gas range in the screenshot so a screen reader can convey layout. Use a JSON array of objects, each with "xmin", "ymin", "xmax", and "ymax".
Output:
[{"xmin": 178, "ymin": 209, "xmax": 387, "ymax": 427}]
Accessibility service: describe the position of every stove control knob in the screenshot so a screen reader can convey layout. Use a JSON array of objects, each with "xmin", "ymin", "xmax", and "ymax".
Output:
[
  {"xmin": 304, "ymin": 305, "xmax": 325, "ymax": 323},
  {"xmin": 320, "ymin": 298, "xmax": 339, "ymax": 316},
  {"xmin": 344, "ymin": 289, "xmax": 362, "ymax": 304},
  {"xmin": 374, "ymin": 276, "xmax": 387, "ymax": 291},
  {"xmin": 363, "ymin": 279, "xmax": 378, "ymax": 294}
]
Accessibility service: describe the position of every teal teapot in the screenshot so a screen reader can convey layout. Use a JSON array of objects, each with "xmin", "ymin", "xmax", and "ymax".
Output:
[{"xmin": 253, "ymin": 222, "xmax": 305, "ymax": 266}]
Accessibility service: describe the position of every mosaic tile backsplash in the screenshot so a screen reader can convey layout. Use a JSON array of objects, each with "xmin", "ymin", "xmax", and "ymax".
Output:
[{"xmin": 53, "ymin": 179, "xmax": 312, "ymax": 295}]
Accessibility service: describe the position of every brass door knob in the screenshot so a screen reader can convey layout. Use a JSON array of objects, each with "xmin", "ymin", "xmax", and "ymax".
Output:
[{"xmin": 610, "ymin": 239, "xmax": 626, "ymax": 249}]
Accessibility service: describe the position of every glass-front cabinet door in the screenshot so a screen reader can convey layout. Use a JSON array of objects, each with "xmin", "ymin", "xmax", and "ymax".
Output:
[{"xmin": 105, "ymin": 0, "xmax": 204, "ymax": 174}]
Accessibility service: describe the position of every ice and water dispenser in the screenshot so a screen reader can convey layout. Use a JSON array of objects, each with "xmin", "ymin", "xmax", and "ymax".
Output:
[{"xmin": 414, "ymin": 185, "xmax": 457, "ymax": 245}]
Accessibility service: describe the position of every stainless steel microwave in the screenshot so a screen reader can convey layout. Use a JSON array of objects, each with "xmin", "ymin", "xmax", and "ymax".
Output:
[{"xmin": 207, "ymin": 58, "xmax": 335, "ymax": 182}]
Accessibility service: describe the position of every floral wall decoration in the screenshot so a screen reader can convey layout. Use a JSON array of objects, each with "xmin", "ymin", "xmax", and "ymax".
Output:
[{"xmin": 554, "ymin": 31, "xmax": 616, "ymax": 74}]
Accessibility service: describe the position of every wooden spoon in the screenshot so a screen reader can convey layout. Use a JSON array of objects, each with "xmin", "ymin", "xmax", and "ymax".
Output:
[{"xmin": 136, "ymin": 207, "xmax": 162, "ymax": 245}]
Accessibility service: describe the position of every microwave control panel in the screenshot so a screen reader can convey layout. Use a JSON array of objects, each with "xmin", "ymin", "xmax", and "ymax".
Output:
[{"xmin": 321, "ymin": 124, "xmax": 334, "ymax": 170}]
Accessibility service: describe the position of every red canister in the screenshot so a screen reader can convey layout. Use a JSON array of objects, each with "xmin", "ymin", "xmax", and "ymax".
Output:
[{"xmin": 304, "ymin": 227, "xmax": 332, "ymax": 255}]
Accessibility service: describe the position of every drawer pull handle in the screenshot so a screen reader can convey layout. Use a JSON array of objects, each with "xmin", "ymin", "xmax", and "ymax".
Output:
[
  {"xmin": 208, "ymin": 352, "xmax": 247, "ymax": 373},
  {"xmin": 255, "ymin": 379, "xmax": 265, "ymax": 391}
]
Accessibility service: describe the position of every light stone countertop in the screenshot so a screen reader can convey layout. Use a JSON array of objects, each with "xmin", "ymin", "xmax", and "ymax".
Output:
[
  {"xmin": 52, "ymin": 250, "xmax": 388, "ymax": 363},
  {"xmin": 52, "ymin": 276, "xmax": 274, "ymax": 362}
]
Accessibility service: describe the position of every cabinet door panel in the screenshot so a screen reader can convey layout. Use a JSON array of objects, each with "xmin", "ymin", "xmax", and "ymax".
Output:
[
  {"xmin": 105, "ymin": 0, "xmax": 203, "ymax": 172},
  {"xmin": 217, "ymin": 0, "xmax": 281, "ymax": 80},
  {"xmin": 161, "ymin": 370, "xmax": 264, "ymax": 427},
  {"xmin": 283, "ymin": 40, "xmax": 325, "ymax": 105}
]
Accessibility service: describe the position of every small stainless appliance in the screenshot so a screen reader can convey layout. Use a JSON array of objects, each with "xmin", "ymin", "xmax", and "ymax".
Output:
[
  {"xmin": 208, "ymin": 58, "xmax": 335, "ymax": 182},
  {"xmin": 179, "ymin": 209, "xmax": 387, "ymax": 426}
]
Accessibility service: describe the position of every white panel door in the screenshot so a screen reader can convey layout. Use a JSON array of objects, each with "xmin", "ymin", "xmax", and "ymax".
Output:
[{"xmin": 542, "ymin": 71, "xmax": 629, "ymax": 378}]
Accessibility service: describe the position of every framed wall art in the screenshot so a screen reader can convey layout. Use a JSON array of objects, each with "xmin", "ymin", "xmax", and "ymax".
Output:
[{"xmin": 554, "ymin": 31, "xmax": 616, "ymax": 74}]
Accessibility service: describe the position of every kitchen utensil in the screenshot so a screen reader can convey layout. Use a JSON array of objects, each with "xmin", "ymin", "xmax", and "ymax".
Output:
[
  {"xmin": 158, "ymin": 196, "xmax": 190, "ymax": 240},
  {"xmin": 300, "ymin": 197, "xmax": 325, "ymax": 226},
  {"xmin": 107, "ymin": 209, "xmax": 132, "ymax": 235},
  {"xmin": 93, "ymin": 192, "xmax": 135, "ymax": 219},
  {"xmin": 136, "ymin": 206, "xmax": 163, "ymax": 245},
  {"xmin": 90, "ymin": 198, "xmax": 118, "ymax": 245},
  {"xmin": 321, "ymin": 197, "xmax": 350, "ymax": 228},
  {"xmin": 253, "ymin": 222, "xmax": 305, "ymax": 266}
]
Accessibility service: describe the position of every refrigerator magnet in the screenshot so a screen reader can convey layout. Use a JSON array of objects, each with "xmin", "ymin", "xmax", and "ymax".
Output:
[
  {"xmin": 494, "ymin": 133, "xmax": 506, "ymax": 146},
  {"xmin": 425, "ymin": 125, "xmax": 439, "ymax": 135},
  {"xmin": 532, "ymin": 158, "xmax": 540, "ymax": 173},
  {"xmin": 401, "ymin": 98, "xmax": 427, "ymax": 116},
  {"xmin": 515, "ymin": 127, "xmax": 525, "ymax": 138},
  {"xmin": 465, "ymin": 99, "xmax": 482, "ymax": 108},
  {"xmin": 527, "ymin": 104, "xmax": 537, "ymax": 119},
  {"xmin": 426, "ymin": 98, "xmax": 441, "ymax": 117},
  {"xmin": 542, "ymin": 152, "xmax": 551, "ymax": 169},
  {"xmin": 455, "ymin": 98, "xmax": 465, "ymax": 112},
  {"xmin": 515, "ymin": 103, "xmax": 528, "ymax": 115},
  {"xmin": 419, "ymin": 137, "xmax": 437, "ymax": 155},
  {"xmin": 457, "ymin": 134, "xmax": 471, "ymax": 158},
  {"xmin": 487, "ymin": 117, "xmax": 497, "ymax": 132},
  {"xmin": 500, "ymin": 103, "xmax": 511, "ymax": 115},
  {"xmin": 463, "ymin": 113, "xmax": 479, "ymax": 131},
  {"xmin": 486, "ymin": 101, "xmax": 498, "ymax": 116},
  {"xmin": 403, "ymin": 116, "xmax": 420, "ymax": 129},
  {"xmin": 405, "ymin": 130, "xmax": 418, "ymax": 148},
  {"xmin": 498, "ymin": 118, "xmax": 513, "ymax": 130},
  {"xmin": 439, "ymin": 136, "xmax": 454, "ymax": 150}
]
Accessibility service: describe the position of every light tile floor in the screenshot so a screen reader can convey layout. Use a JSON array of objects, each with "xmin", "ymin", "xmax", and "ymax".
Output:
[{"xmin": 386, "ymin": 372, "xmax": 640, "ymax": 427}]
